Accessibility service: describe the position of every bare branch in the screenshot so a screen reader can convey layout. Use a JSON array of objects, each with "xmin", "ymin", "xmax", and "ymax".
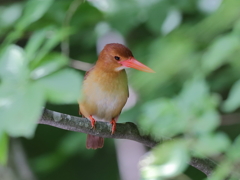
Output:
[
  {"xmin": 70, "ymin": 59, "xmax": 93, "ymax": 71},
  {"xmin": 190, "ymin": 158, "xmax": 216, "ymax": 176},
  {"xmin": 39, "ymin": 109, "xmax": 216, "ymax": 177},
  {"xmin": 40, "ymin": 109, "xmax": 157, "ymax": 147},
  {"xmin": 221, "ymin": 113, "xmax": 240, "ymax": 126}
]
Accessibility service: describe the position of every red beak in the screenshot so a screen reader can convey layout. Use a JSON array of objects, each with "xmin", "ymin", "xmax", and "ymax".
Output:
[{"xmin": 119, "ymin": 58, "xmax": 155, "ymax": 73}]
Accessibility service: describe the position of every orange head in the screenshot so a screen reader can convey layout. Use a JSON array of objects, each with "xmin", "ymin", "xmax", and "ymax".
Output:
[{"xmin": 96, "ymin": 43, "xmax": 155, "ymax": 73}]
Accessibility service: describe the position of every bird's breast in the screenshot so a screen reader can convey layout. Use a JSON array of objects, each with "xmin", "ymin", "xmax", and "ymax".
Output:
[{"xmin": 80, "ymin": 69, "xmax": 128, "ymax": 122}]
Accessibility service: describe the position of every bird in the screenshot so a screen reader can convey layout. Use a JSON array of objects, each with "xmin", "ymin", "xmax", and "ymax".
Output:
[{"xmin": 78, "ymin": 43, "xmax": 154, "ymax": 149}]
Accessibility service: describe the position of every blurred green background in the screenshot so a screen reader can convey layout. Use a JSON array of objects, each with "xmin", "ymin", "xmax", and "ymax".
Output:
[{"xmin": 1, "ymin": 0, "xmax": 240, "ymax": 179}]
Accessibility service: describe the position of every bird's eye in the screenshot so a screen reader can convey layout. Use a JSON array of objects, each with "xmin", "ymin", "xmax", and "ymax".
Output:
[{"xmin": 114, "ymin": 56, "xmax": 120, "ymax": 61}]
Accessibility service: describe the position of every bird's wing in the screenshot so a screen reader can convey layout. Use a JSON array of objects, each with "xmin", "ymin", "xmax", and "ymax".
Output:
[
  {"xmin": 84, "ymin": 66, "xmax": 95, "ymax": 80},
  {"xmin": 79, "ymin": 66, "xmax": 95, "ymax": 116}
]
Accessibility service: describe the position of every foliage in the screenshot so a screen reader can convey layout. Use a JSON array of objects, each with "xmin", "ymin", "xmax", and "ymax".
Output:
[
  {"xmin": 1, "ymin": 0, "xmax": 240, "ymax": 180},
  {"xmin": 0, "ymin": 0, "xmax": 82, "ymax": 163}
]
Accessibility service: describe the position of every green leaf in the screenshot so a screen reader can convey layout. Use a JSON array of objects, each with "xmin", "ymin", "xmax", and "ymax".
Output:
[
  {"xmin": 30, "ymin": 27, "xmax": 73, "ymax": 69},
  {"xmin": 208, "ymin": 136, "xmax": 240, "ymax": 180},
  {"xmin": 208, "ymin": 160, "xmax": 232, "ymax": 180},
  {"xmin": 227, "ymin": 135, "xmax": 240, "ymax": 160},
  {"xmin": 30, "ymin": 53, "xmax": 68, "ymax": 79},
  {"xmin": 16, "ymin": 0, "xmax": 54, "ymax": 30},
  {"xmin": 0, "ymin": 82, "xmax": 45, "ymax": 138},
  {"xmin": 140, "ymin": 140, "xmax": 190, "ymax": 179},
  {"xmin": 105, "ymin": 0, "xmax": 142, "ymax": 35},
  {"xmin": 140, "ymin": 77, "xmax": 220, "ymax": 138},
  {"xmin": 0, "ymin": 45, "xmax": 28, "ymax": 83},
  {"xmin": 176, "ymin": 77, "xmax": 220, "ymax": 134},
  {"xmin": 192, "ymin": 133, "xmax": 231, "ymax": 157},
  {"xmin": 0, "ymin": 3, "xmax": 23, "ymax": 29},
  {"xmin": 177, "ymin": 77, "xmax": 209, "ymax": 110},
  {"xmin": 140, "ymin": 98, "xmax": 187, "ymax": 138},
  {"xmin": 202, "ymin": 34, "xmax": 240, "ymax": 73},
  {"xmin": 37, "ymin": 68, "xmax": 82, "ymax": 104},
  {"xmin": 25, "ymin": 28, "xmax": 50, "ymax": 62},
  {"xmin": 222, "ymin": 79, "xmax": 240, "ymax": 112},
  {"xmin": 0, "ymin": 133, "xmax": 8, "ymax": 165},
  {"xmin": 146, "ymin": 1, "xmax": 170, "ymax": 34},
  {"xmin": 32, "ymin": 133, "xmax": 92, "ymax": 173},
  {"xmin": 189, "ymin": 109, "xmax": 220, "ymax": 134}
]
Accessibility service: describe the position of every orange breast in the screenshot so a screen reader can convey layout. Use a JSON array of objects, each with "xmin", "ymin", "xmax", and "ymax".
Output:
[{"xmin": 79, "ymin": 68, "xmax": 128, "ymax": 122}]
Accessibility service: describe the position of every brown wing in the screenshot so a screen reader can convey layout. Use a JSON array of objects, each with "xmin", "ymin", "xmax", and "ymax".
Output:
[
  {"xmin": 79, "ymin": 66, "xmax": 95, "ymax": 116},
  {"xmin": 84, "ymin": 66, "xmax": 95, "ymax": 80}
]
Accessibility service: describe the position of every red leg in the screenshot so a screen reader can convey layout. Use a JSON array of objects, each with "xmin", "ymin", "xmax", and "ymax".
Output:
[
  {"xmin": 89, "ymin": 115, "xmax": 96, "ymax": 129},
  {"xmin": 110, "ymin": 119, "xmax": 116, "ymax": 135}
]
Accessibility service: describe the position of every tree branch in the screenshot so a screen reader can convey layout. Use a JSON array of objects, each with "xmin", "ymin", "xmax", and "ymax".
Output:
[{"xmin": 39, "ymin": 108, "xmax": 216, "ymax": 176}]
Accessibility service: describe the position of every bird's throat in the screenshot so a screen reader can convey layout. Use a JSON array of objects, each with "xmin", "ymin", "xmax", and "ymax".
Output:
[{"xmin": 92, "ymin": 67, "xmax": 128, "ymax": 91}]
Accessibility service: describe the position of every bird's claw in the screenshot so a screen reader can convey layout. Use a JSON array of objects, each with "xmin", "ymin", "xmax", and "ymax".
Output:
[
  {"xmin": 89, "ymin": 115, "xmax": 96, "ymax": 129},
  {"xmin": 110, "ymin": 119, "xmax": 116, "ymax": 135}
]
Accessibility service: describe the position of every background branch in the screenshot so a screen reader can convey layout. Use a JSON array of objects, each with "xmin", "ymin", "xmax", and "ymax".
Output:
[
  {"xmin": 61, "ymin": 0, "xmax": 83, "ymax": 57},
  {"xmin": 39, "ymin": 109, "xmax": 216, "ymax": 177}
]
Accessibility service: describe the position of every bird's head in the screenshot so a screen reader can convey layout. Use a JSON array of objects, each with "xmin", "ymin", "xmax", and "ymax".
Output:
[{"xmin": 97, "ymin": 43, "xmax": 155, "ymax": 73}]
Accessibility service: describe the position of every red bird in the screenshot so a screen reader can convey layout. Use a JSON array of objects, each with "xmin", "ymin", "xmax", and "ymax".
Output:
[{"xmin": 79, "ymin": 43, "xmax": 154, "ymax": 149}]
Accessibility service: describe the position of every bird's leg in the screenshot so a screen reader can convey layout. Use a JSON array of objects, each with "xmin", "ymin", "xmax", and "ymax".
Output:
[
  {"xmin": 89, "ymin": 115, "xmax": 96, "ymax": 129},
  {"xmin": 110, "ymin": 119, "xmax": 116, "ymax": 135}
]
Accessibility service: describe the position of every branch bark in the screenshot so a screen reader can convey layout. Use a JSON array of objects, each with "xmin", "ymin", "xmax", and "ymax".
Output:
[{"xmin": 39, "ymin": 108, "xmax": 216, "ymax": 177}]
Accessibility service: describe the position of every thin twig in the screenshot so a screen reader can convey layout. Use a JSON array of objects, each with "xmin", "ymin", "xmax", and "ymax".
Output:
[
  {"xmin": 39, "ymin": 108, "xmax": 216, "ymax": 176},
  {"xmin": 61, "ymin": 0, "xmax": 83, "ymax": 57},
  {"xmin": 70, "ymin": 59, "xmax": 93, "ymax": 71},
  {"xmin": 10, "ymin": 139, "xmax": 37, "ymax": 180}
]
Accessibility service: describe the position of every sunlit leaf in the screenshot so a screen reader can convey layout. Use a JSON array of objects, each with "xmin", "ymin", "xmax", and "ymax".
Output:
[
  {"xmin": 222, "ymin": 79, "xmax": 240, "ymax": 112},
  {"xmin": 25, "ymin": 28, "xmax": 50, "ymax": 62},
  {"xmin": 189, "ymin": 109, "xmax": 220, "ymax": 134},
  {"xmin": 140, "ymin": 77, "xmax": 220, "ymax": 138},
  {"xmin": 30, "ymin": 27, "xmax": 73, "ymax": 69},
  {"xmin": 208, "ymin": 160, "xmax": 232, "ymax": 180},
  {"xmin": 105, "ymin": 0, "xmax": 141, "ymax": 35},
  {"xmin": 0, "ymin": 3, "xmax": 23, "ymax": 28},
  {"xmin": 132, "ymin": 35, "xmax": 196, "ymax": 98},
  {"xmin": 141, "ymin": 98, "xmax": 187, "ymax": 138},
  {"xmin": 0, "ymin": 0, "xmax": 53, "ymax": 48},
  {"xmin": 30, "ymin": 53, "xmax": 68, "ymax": 79},
  {"xmin": 177, "ymin": 77, "xmax": 209, "ymax": 109},
  {"xmin": 208, "ymin": 136, "xmax": 240, "ymax": 180},
  {"xmin": 202, "ymin": 34, "xmax": 240, "ymax": 73},
  {"xmin": 37, "ymin": 68, "xmax": 82, "ymax": 104},
  {"xmin": 0, "ymin": 45, "xmax": 28, "ymax": 83},
  {"xmin": 0, "ymin": 133, "xmax": 8, "ymax": 165},
  {"xmin": 140, "ymin": 140, "xmax": 190, "ymax": 179},
  {"xmin": 161, "ymin": 9, "xmax": 182, "ymax": 35},
  {"xmin": 0, "ymin": 82, "xmax": 45, "ymax": 138},
  {"xmin": 192, "ymin": 133, "xmax": 231, "ymax": 157},
  {"xmin": 16, "ymin": 0, "xmax": 54, "ymax": 30},
  {"xmin": 146, "ymin": 0, "xmax": 170, "ymax": 34}
]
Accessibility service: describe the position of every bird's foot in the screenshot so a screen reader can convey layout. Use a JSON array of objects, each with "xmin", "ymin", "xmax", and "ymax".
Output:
[
  {"xmin": 89, "ymin": 115, "xmax": 96, "ymax": 129},
  {"xmin": 110, "ymin": 119, "xmax": 116, "ymax": 135}
]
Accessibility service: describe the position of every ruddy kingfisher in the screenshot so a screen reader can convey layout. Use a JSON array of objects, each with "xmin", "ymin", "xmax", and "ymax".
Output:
[{"xmin": 79, "ymin": 43, "xmax": 154, "ymax": 149}]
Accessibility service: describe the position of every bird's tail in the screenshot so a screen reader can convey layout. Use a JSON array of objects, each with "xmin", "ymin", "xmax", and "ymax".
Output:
[{"xmin": 86, "ymin": 134, "xmax": 104, "ymax": 149}]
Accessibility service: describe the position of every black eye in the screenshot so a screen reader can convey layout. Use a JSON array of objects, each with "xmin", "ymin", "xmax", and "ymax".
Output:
[{"xmin": 114, "ymin": 56, "xmax": 120, "ymax": 61}]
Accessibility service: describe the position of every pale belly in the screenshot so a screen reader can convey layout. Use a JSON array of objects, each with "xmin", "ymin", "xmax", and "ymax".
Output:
[
  {"xmin": 92, "ymin": 89, "xmax": 127, "ymax": 121},
  {"xmin": 80, "ymin": 70, "xmax": 128, "ymax": 122}
]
